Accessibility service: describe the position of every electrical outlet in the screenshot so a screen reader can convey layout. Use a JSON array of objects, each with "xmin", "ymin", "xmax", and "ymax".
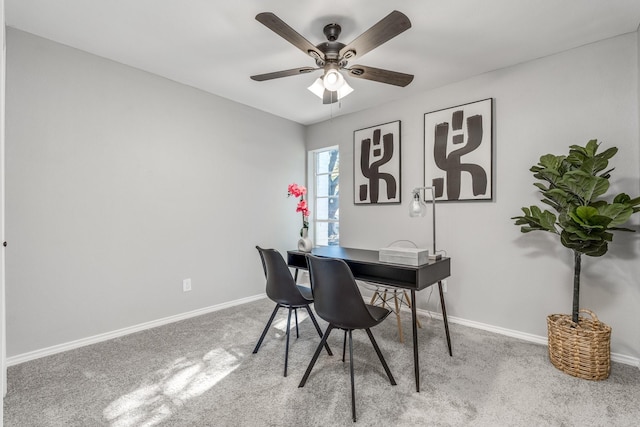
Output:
[
  {"xmin": 441, "ymin": 280, "xmax": 448, "ymax": 293},
  {"xmin": 183, "ymin": 278, "xmax": 192, "ymax": 292}
]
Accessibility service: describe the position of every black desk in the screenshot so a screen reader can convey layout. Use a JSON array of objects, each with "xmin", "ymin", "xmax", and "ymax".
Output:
[{"xmin": 287, "ymin": 246, "xmax": 452, "ymax": 392}]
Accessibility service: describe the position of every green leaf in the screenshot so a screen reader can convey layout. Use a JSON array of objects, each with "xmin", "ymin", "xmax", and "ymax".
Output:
[
  {"xmin": 526, "ymin": 205, "xmax": 540, "ymax": 217},
  {"xmin": 538, "ymin": 210, "xmax": 558, "ymax": 231},
  {"xmin": 596, "ymin": 146, "xmax": 618, "ymax": 161},
  {"xmin": 532, "ymin": 169, "xmax": 561, "ymax": 187},
  {"xmin": 537, "ymin": 154, "xmax": 565, "ymax": 170},
  {"xmin": 613, "ymin": 193, "xmax": 631, "ymax": 204},
  {"xmin": 561, "ymin": 170, "xmax": 609, "ymax": 202},
  {"xmin": 512, "ymin": 206, "xmax": 558, "ymax": 234},
  {"xmin": 569, "ymin": 206, "xmax": 603, "ymax": 228},
  {"xmin": 585, "ymin": 139, "xmax": 599, "ymax": 154},
  {"xmin": 599, "ymin": 203, "xmax": 633, "ymax": 228},
  {"xmin": 613, "ymin": 193, "xmax": 640, "ymax": 208},
  {"xmin": 609, "ymin": 226, "xmax": 635, "ymax": 233},
  {"xmin": 584, "ymin": 139, "xmax": 599, "ymax": 156},
  {"xmin": 543, "ymin": 188, "xmax": 574, "ymax": 210},
  {"xmin": 565, "ymin": 226, "xmax": 603, "ymax": 241},
  {"xmin": 579, "ymin": 157, "xmax": 610, "ymax": 176},
  {"xmin": 541, "ymin": 198, "xmax": 562, "ymax": 212},
  {"xmin": 533, "ymin": 182, "xmax": 549, "ymax": 192}
]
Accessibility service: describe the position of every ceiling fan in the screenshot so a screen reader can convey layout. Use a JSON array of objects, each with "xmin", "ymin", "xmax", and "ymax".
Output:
[{"xmin": 250, "ymin": 10, "xmax": 414, "ymax": 104}]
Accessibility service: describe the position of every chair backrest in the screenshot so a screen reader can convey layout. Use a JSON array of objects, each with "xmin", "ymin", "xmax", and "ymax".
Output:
[
  {"xmin": 306, "ymin": 254, "xmax": 375, "ymax": 329},
  {"xmin": 256, "ymin": 246, "xmax": 308, "ymax": 305}
]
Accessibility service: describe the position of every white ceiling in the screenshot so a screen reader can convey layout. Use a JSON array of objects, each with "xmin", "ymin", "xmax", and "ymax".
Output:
[{"xmin": 6, "ymin": 1, "xmax": 640, "ymax": 125}]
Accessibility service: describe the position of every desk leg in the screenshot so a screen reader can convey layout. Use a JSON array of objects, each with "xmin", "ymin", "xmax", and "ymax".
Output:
[
  {"xmin": 411, "ymin": 289, "xmax": 420, "ymax": 392},
  {"xmin": 438, "ymin": 281, "xmax": 453, "ymax": 357},
  {"xmin": 293, "ymin": 268, "xmax": 299, "ymax": 283}
]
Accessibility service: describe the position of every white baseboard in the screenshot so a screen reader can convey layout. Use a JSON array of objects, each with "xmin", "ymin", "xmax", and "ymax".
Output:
[
  {"xmin": 6, "ymin": 293, "xmax": 266, "ymax": 367},
  {"xmin": 417, "ymin": 307, "xmax": 640, "ymax": 368}
]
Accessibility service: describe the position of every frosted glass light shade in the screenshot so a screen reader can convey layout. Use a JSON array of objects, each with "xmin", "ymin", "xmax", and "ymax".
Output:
[
  {"xmin": 336, "ymin": 81, "xmax": 353, "ymax": 98},
  {"xmin": 409, "ymin": 193, "xmax": 427, "ymax": 217},
  {"xmin": 323, "ymin": 69, "xmax": 344, "ymax": 91},
  {"xmin": 307, "ymin": 78, "xmax": 325, "ymax": 98}
]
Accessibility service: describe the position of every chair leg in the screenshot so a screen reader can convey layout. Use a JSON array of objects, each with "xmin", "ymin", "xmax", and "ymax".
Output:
[
  {"xmin": 348, "ymin": 329, "xmax": 357, "ymax": 422},
  {"xmin": 284, "ymin": 307, "xmax": 293, "ymax": 377},
  {"xmin": 294, "ymin": 308, "xmax": 299, "ymax": 339},
  {"xmin": 253, "ymin": 304, "xmax": 280, "ymax": 354},
  {"xmin": 299, "ymin": 325, "xmax": 334, "ymax": 388},
  {"xmin": 370, "ymin": 290, "xmax": 379, "ymax": 305},
  {"xmin": 365, "ymin": 328, "xmax": 397, "ymax": 385},
  {"xmin": 342, "ymin": 330, "xmax": 347, "ymax": 362},
  {"xmin": 304, "ymin": 306, "xmax": 333, "ymax": 356}
]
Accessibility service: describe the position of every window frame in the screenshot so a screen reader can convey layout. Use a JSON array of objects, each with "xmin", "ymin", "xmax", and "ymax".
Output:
[{"xmin": 309, "ymin": 146, "xmax": 339, "ymax": 247}]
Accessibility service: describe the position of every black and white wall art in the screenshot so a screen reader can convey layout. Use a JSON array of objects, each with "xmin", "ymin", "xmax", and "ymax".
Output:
[
  {"xmin": 424, "ymin": 98, "xmax": 493, "ymax": 201},
  {"xmin": 354, "ymin": 120, "xmax": 401, "ymax": 204}
]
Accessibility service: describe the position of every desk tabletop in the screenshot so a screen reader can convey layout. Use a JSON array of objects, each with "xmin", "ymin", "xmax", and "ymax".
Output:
[{"xmin": 287, "ymin": 246, "xmax": 450, "ymax": 290}]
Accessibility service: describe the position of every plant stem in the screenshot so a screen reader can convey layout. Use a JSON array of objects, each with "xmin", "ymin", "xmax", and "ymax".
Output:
[{"xmin": 572, "ymin": 250, "xmax": 581, "ymax": 323}]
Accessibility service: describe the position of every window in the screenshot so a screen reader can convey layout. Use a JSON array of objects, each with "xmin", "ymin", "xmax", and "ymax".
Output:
[{"xmin": 312, "ymin": 147, "xmax": 339, "ymax": 246}]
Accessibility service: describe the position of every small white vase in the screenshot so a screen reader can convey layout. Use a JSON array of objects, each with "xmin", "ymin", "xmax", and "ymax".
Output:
[{"xmin": 297, "ymin": 228, "xmax": 313, "ymax": 252}]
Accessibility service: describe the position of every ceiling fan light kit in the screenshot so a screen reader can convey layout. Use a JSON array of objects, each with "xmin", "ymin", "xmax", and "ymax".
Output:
[
  {"xmin": 251, "ymin": 10, "xmax": 414, "ymax": 104},
  {"xmin": 307, "ymin": 77, "xmax": 354, "ymax": 101}
]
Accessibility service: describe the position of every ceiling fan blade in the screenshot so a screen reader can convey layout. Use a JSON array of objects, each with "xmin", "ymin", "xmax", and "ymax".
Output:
[
  {"xmin": 250, "ymin": 67, "xmax": 317, "ymax": 81},
  {"xmin": 347, "ymin": 65, "xmax": 414, "ymax": 87},
  {"xmin": 339, "ymin": 10, "xmax": 411, "ymax": 61},
  {"xmin": 322, "ymin": 90, "xmax": 338, "ymax": 104},
  {"xmin": 256, "ymin": 12, "xmax": 325, "ymax": 61}
]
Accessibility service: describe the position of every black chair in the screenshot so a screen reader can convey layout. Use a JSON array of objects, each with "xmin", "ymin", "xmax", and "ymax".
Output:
[
  {"xmin": 253, "ymin": 246, "xmax": 332, "ymax": 377},
  {"xmin": 299, "ymin": 254, "xmax": 396, "ymax": 422}
]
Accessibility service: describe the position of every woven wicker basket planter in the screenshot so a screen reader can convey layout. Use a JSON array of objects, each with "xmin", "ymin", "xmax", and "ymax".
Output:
[{"xmin": 547, "ymin": 309, "xmax": 611, "ymax": 380}]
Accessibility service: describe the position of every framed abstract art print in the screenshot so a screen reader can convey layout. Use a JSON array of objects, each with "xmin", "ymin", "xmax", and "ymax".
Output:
[
  {"xmin": 424, "ymin": 98, "xmax": 493, "ymax": 201},
  {"xmin": 353, "ymin": 120, "xmax": 401, "ymax": 204}
]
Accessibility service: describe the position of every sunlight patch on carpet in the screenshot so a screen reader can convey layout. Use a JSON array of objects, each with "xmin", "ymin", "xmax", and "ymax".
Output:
[{"xmin": 103, "ymin": 348, "xmax": 240, "ymax": 426}]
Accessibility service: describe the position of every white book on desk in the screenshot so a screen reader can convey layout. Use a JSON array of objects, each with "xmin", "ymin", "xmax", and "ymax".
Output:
[{"xmin": 378, "ymin": 247, "xmax": 429, "ymax": 266}]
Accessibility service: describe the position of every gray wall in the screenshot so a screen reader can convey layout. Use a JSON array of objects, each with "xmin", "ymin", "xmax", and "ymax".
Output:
[
  {"xmin": 5, "ymin": 29, "xmax": 306, "ymax": 357},
  {"xmin": 1, "ymin": 0, "xmax": 7, "ymax": 414},
  {"xmin": 307, "ymin": 33, "xmax": 640, "ymax": 361}
]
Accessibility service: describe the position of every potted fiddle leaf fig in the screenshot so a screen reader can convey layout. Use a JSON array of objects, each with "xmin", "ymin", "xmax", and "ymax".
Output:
[{"xmin": 512, "ymin": 139, "xmax": 640, "ymax": 380}]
